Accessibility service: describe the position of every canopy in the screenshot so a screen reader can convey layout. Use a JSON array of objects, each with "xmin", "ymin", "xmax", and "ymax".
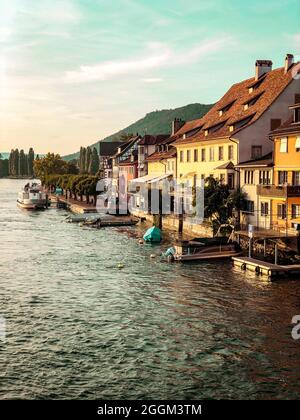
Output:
[{"xmin": 148, "ymin": 173, "xmax": 173, "ymax": 184}]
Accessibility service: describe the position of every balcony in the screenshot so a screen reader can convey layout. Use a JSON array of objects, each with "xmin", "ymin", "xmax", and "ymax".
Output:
[{"xmin": 257, "ymin": 184, "xmax": 300, "ymax": 198}]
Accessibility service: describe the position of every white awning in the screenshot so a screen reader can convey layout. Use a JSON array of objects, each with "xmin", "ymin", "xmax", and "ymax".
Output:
[
  {"xmin": 129, "ymin": 174, "xmax": 159, "ymax": 184},
  {"xmin": 148, "ymin": 173, "xmax": 173, "ymax": 184}
]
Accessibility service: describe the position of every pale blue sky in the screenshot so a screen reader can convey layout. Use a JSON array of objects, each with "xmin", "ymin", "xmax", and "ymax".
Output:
[{"xmin": 1, "ymin": 0, "xmax": 299, "ymax": 154}]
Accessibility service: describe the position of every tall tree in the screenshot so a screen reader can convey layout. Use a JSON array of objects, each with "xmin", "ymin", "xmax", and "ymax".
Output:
[
  {"xmin": 89, "ymin": 147, "xmax": 100, "ymax": 175},
  {"xmin": 81, "ymin": 148, "xmax": 86, "ymax": 173},
  {"xmin": 85, "ymin": 147, "xmax": 92, "ymax": 174},
  {"xmin": 19, "ymin": 149, "xmax": 26, "ymax": 176},
  {"xmin": 28, "ymin": 147, "xmax": 35, "ymax": 176}
]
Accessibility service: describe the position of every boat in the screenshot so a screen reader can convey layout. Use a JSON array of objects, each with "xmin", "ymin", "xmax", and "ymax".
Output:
[
  {"xmin": 143, "ymin": 226, "xmax": 162, "ymax": 243},
  {"xmin": 167, "ymin": 237, "xmax": 242, "ymax": 262},
  {"xmin": 17, "ymin": 183, "xmax": 49, "ymax": 210}
]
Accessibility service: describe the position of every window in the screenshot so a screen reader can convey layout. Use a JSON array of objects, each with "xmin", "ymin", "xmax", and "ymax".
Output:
[
  {"xmin": 251, "ymin": 145, "xmax": 262, "ymax": 159},
  {"xmin": 172, "ymin": 161, "xmax": 175, "ymax": 171},
  {"xmin": 261, "ymin": 202, "xmax": 269, "ymax": 216},
  {"xmin": 270, "ymin": 119, "xmax": 281, "ymax": 131},
  {"xmin": 292, "ymin": 204, "xmax": 300, "ymax": 219},
  {"xmin": 180, "ymin": 151, "xmax": 184, "ymax": 162},
  {"xmin": 278, "ymin": 171, "xmax": 288, "ymax": 185},
  {"xmin": 187, "ymin": 150, "xmax": 191, "ymax": 162},
  {"xmin": 277, "ymin": 204, "xmax": 287, "ymax": 220},
  {"xmin": 245, "ymin": 200, "xmax": 254, "ymax": 214},
  {"xmin": 194, "ymin": 149, "xmax": 198, "ymax": 162},
  {"xmin": 293, "ymin": 171, "xmax": 300, "ymax": 186},
  {"xmin": 295, "ymin": 108, "xmax": 300, "ymax": 123},
  {"xmin": 209, "ymin": 147, "xmax": 214, "ymax": 161},
  {"xmin": 218, "ymin": 146, "xmax": 224, "ymax": 161},
  {"xmin": 259, "ymin": 170, "xmax": 270, "ymax": 185},
  {"xmin": 201, "ymin": 148, "xmax": 206, "ymax": 162},
  {"xmin": 167, "ymin": 161, "xmax": 170, "ymax": 171},
  {"xmin": 280, "ymin": 137, "xmax": 288, "ymax": 153},
  {"xmin": 295, "ymin": 94, "xmax": 300, "ymax": 103},
  {"xmin": 295, "ymin": 137, "xmax": 300, "ymax": 152},
  {"xmin": 244, "ymin": 170, "xmax": 254, "ymax": 185},
  {"xmin": 228, "ymin": 145, "xmax": 234, "ymax": 160}
]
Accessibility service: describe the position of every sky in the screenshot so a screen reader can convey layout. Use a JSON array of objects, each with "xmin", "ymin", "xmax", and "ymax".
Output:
[{"xmin": 0, "ymin": 0, "xmax": 300, "ymax": 155}]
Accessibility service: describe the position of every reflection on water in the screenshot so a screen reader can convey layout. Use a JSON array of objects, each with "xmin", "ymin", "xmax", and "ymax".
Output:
[{"xmin": 1, "ymin": 179, "xmax": 300, "ymax": 399}]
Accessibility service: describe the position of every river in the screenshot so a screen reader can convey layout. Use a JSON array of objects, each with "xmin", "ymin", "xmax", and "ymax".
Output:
[{"xmin": 1, "ymin": 178, "xmax": 300, "ymax": 399}]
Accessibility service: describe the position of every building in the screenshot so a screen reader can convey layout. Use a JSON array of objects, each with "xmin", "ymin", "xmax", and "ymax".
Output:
[
  {"xmin": 96, "ymin": 141, "xmax": 124, "ymax": 179},
  {"xmin": 257, "ymin": 103, "xmax": 300, "ymax": 233},
  {"xmin": 236, "ymin": 153, "xmax": 273, "ymax": 229},
  {"xmin": 172, "ymin": 54, "xmax": 300, "ymax": 189},
  {"xmin": 137, "ymin": 134, "xmax": 170, "ymax": 177}
]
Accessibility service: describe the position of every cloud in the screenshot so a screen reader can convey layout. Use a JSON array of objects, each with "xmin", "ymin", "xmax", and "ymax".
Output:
[
  {"xmin": 65, "ymin": 36, "xmax": 234, "ymax": 83},
  {"xmin": 142, "ymin": 78, "xmax": 163, "ymax": 83},
  {"xmin": 18, "ymin": 0, "xmax": 81, "ymax": 24}
]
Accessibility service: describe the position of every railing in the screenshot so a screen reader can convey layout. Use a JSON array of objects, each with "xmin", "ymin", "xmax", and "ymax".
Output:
[{"xmin": 257, "ymin": 184, "xmax": 300, "ymax": 197}]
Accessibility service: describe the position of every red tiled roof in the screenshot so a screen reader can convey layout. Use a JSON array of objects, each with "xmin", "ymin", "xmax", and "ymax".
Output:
[
  {"xmin": 173, "ymin": 63, "xmax": 300, "ymax": 146},
  {"xmin": 144, "ymin": 147, "xmax": 176, "ymax": 162}
]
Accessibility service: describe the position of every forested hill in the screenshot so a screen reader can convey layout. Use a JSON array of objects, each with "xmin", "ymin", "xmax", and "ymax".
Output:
[{"xmin": 63, "ymin": 102, "xmax": 213, "ymax": 161}]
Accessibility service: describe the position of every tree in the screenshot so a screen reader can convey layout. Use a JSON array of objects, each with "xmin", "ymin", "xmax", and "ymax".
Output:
[
  {"xmin": 33, "ymin": 153, "xmax": 69, "ymax": 179},
  {"xmin": 19, "ymin": 149, "xmax": 26, "ymax": 176},
  {"xmin": 89, "ymin": 147, "xmax": 100, "ymax": 175},
  {"xmin": 204, "ymin": 176, "xmax": 231, "ymax": 233},
  {"xmin": 85, "ymin": 146, "xmax": 92, "ymax": 174},
  {"xmin": 226, "ymin": 187, "xmax": 247, "ymax": 228},
  {"xmin": 0, "ymin": 158, "xmax": 9, "ymax": 177},
  {"xmin": 119, "ymin": 133, "xmax": 134, "ymax": 142}
]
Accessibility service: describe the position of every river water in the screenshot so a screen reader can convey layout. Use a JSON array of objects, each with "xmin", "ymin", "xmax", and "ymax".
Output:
[{"xmin": 1, "ymin": 178, "xmax": 300, "ymax": 400}]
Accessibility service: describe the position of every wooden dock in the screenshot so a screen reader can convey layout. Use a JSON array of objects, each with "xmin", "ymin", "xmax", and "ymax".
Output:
[{"xmin": 232, "ymin": 257, "xmax": 300, "ymax": 280}]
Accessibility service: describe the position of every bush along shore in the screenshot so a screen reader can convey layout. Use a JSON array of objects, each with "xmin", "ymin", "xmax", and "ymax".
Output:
[{"xmin": 42, "ymin": 174, "xmax": 100, "ymax": 206}]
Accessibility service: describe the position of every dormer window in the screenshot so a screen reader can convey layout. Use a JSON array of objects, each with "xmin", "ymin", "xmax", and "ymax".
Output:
[
  {"xmin": 243, "ymin": 92, "xmax": 264, "ymax": 110},
  {"xmin": 218, "ymin": 100, "xmax": 235, "ymax": 116},
  {"xmin": 247, "ymin": 74, "xmax": 266, "ymax": 93},
  {"xmin": 204, "ymin": 120, "xmax": 227, "ymax": 136},
  {"xmin": 229, "ymin": 114, "xmax": 255, "ymax": 132}
]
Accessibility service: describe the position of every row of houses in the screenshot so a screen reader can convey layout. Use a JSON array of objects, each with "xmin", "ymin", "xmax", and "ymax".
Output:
[{"xmin": 102, "ymin": 54, "xmax": 300, "ymax": 235}]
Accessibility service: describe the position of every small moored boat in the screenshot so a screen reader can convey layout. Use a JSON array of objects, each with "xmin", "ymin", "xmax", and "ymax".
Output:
[
  {"xmin": 167, "ymin": 237, "xmax": 242, "ymax": 262},
  {"xmin": 17, "ymin": 183, "xmax": 49, "ymax": 210}
]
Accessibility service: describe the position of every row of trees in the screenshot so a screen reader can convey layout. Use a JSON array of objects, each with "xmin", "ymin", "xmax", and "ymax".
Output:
[
  {"xmin": 42, "ymin": 174, "xmax": 99, "ymax": 205},
  {"xmin": 79, "ymin": 146, "xmax": 99, "ymax": 175},
  {"xmin": 9, "ymin": 148, "xmax": 35, "ymax": 177},
  {"xmin": 0, "ymin": 149, "xmax": 36, "ymax": 177}
]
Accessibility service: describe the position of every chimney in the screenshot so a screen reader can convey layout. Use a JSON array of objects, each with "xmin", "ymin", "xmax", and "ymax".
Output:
[
  {"xmin": 284, "ymin": 54, "xmax": 294, "ymax": 74},
  {"xmin": 255, "ymin": 60, "xmax": 273, "ymax": 80},
  {"xmin": 171, "ymin": 118, "xmax": 185, "ymax": 136}
]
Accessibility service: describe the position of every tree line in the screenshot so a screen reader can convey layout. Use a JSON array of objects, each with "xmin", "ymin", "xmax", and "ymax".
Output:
[
  {"xmin": 0, "ymin": 148, "xmax": 35, "ymax": 177},
  {"xmin": 42, "ymin": 174, "xmax": 99, "ymax": 205}
]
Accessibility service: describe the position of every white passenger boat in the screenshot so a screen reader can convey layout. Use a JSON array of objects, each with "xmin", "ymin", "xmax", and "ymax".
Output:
[{"xmin": 17, "ymin": 183, "xmax": 49, "ymax": 210}]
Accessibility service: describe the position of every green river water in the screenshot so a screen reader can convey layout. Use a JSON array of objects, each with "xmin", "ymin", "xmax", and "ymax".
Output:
[{"xmin": 1, "ymin": 179, "xmax": 300, "ymax": 399}]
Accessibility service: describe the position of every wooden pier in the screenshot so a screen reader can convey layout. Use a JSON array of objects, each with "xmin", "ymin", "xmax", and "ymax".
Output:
[{"xmin": 232, "ymin": 257, "xmax": 300, "ymax": 280}]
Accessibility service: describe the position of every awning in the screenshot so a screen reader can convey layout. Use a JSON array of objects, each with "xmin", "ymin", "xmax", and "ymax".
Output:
[
  {"xmin": 180, "ymin": 172, "xmax": 196, "ymax": 180},
  {"xmin": 148, "ymin": 173, "xmax": 173, "ymax": 184},
  {"xmin": 130, "ymin": 174, "xmax": 157, "ymax": 184}
]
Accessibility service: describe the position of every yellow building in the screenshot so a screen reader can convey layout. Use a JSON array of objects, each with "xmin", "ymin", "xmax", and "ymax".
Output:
[{"xmin": 258, "ymin": 103, "xmax": 300, "ymax": 233}]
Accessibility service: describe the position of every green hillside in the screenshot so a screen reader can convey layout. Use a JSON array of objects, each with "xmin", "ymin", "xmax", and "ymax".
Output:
[{"xmin": 63, "ymin": 102, "xmax": 213, "ymax": 161}]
